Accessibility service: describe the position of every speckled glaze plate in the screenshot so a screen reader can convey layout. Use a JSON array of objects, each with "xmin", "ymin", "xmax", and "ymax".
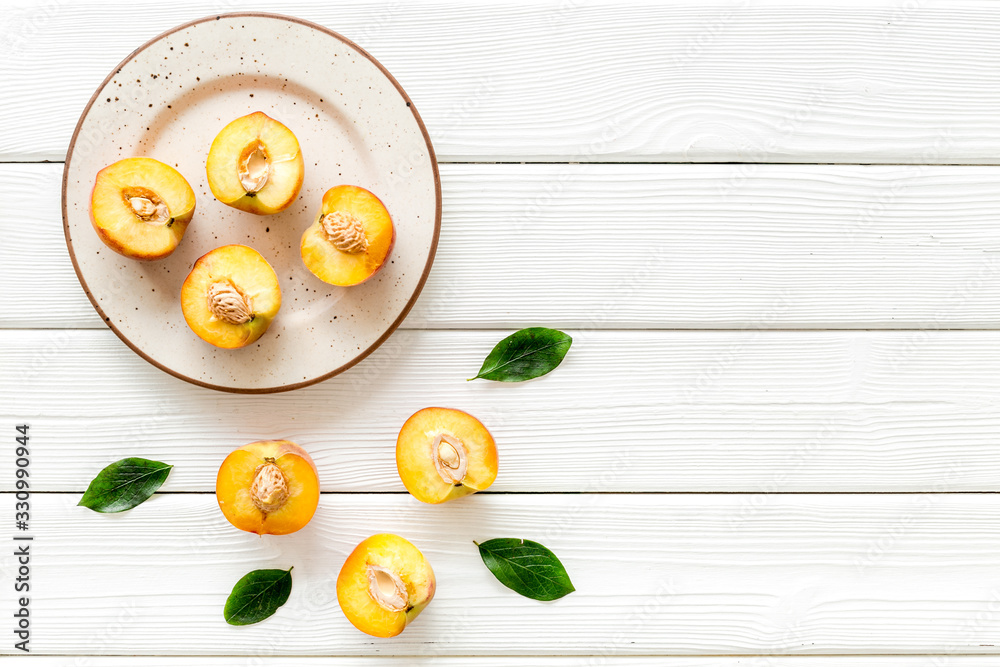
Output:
[{"xmin": 62, "ymin": 13, "xmax": 440, "ymax": 393}]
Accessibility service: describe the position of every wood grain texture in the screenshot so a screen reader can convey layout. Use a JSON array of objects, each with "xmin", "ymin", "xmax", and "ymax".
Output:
[
  {"xmin": 19, "ymin": 660, "xmax": 1000, "ymax": 666},
  {"xmin": 8, "ymin": 162, "xmax": 1000, "ymax": 330},
  {"xmin": 7, "ymin": 328, "xmax": 1000, "ymax": 493},
  {"xmin": 5, "ymin": 493, "xmax": 1000, "ymax": 655},
  {"xmin": 4, "ymin": 1, "xmax": 1000, "ymax": 162}
]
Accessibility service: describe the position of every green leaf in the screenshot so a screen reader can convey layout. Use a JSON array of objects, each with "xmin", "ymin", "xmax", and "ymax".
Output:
[
  {"xmin": 224, "ymin": 567, "xmax": 294, "ymax": 626},
  {"xmin": 470, "ymin": 327, "xmax": 572, "ymax": 382},
  {"xmin": 78, "ymin": 457, "xmax": 173, "ymax": 513},
  {"xmin": 475, "ymin": 538, "xmax": 575, "ymax": 601}
]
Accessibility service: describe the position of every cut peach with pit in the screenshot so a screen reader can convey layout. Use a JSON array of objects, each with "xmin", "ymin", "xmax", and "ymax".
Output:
[
  {"xmin": 337, "ymin": 533, "xmax": 435, "ymax": 637},
  {"xmin": 181, "ymin": 244, "xmax": 281, "ymax": 349},
  {"xmin": 90, "ymin": 157, "xmax": 195, "ymax": 260},
  {"xmin": 216, "ymin": 440, "xmax": 320, "ymax": 536},
  {"xmin": 396, "ymin": 407, "xmax": 498, "ymax": 504},
  {"xmin": 300, "ymin": 185, "xmax": 395, "ymax": 286},
  {"xmin": 206, "ymin": 111, "xmax": 304, "ymax": 215}
]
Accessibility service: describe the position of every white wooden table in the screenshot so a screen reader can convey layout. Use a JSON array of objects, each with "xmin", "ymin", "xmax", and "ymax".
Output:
[{"xmin": 4, "ymin": 0, "xmax": 1000, "ymax": 664}]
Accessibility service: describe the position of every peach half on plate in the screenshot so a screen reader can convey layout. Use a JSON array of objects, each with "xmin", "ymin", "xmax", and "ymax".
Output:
[
  {"xmin": 181, "ymin": 245, "xmax": 281, "ymax": 349},
  {"xmin": 206, "ymin": 111, "xmax": 304, "ymax": 215},
  {"xmin": 90, "ymin": 157, "xmax": 195, "ymax": 260},
  {"xmin": 216, "ymin": 440, "xmax": 320, "ymax": 535},
  {"xmin": 396, "ymin": 407, "xmax": 498, "ymax": 504},
  {"xmin": 300, "ymin": 185, "xmax": 395, "ymax": 286}
]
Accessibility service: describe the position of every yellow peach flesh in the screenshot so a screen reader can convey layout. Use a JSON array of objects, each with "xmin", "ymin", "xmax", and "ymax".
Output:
[
  {"xmin": 336, "ymin": 533, "xmax": 436, "ymax": 637},
  {"xmin": 206, "ymin": 111, "xmax": 304, "ymax": 215},
  {"xmin": 215, "ymin": 440, "xmax": 320, "ymax": 536},
  {"xmin": 396, "ymin": 407, "xmax": 498, "ymax": 504},
  {"xmin": 180, "ymin": 244, "xmax": 281, "ymax": 349},
  {"xmin": 300, "ymin": 185, "xmax": 395, "ymax": 286},
  {"xmin": 90, "ymin": 157, "xmax": 195, "ymax": 260}
]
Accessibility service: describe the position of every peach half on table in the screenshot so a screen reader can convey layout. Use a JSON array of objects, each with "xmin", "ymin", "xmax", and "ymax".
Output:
[
  {"xmin": 90, "ymin": 157, "xmax": 195, "ymax": 260},
  {"xmin": 206, "ymin": 111, "xmax": 304, "ymax": 215},
  {"xmin": 300, "ymin": 185, "xmax": 395, "ymax": 286},
  {"xmin": 337, "ymin": 533, "xmax": 436, "ymax": 637},
  {"xmin": 180, "ymin": 244, "xmax": 281, "ymax": 349},
  {"xmin": 216, "ymin": 440, "xmax": 320, "ymax": 536},
  {"xmin": 396, "ymin": 407, "xmax": 498, "ymax": 504}
]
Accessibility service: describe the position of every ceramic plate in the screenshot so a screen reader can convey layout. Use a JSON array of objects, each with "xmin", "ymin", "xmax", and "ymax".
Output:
[{"xmin": 62, "ymin": 13, "xmax": 440, "ymax": 393}]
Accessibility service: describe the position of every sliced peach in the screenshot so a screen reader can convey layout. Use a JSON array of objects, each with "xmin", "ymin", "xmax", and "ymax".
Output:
[
  {"xmin": 396, "ymin": 408, "xmax": 498, "ymax": 504},
  {"xmin": 206, "ymin": 111, "xmax": 304, "ymax": 215},
  {"xmin": 90, "ymin": 157, "xmax": 195, "ymax": 260},
  {"xmin": 181, "ymin": 245, "xmax": 281, "ymax": 349},
  {"xmin": 216, "ymin": 440, "xmax": 320, "ymax": 535},
  {"xmin": 300, "ymin": 185, "xmax": 395, "ymax": 286},
  {"xmin": 337, "ymin": 534, "xmax": 435, "ymax": 637}
]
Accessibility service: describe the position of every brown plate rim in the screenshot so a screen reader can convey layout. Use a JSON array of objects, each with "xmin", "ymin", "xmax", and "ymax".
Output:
[{"xmin": 61, "ymin": 11, "xmax": 442, "ymax": 394}]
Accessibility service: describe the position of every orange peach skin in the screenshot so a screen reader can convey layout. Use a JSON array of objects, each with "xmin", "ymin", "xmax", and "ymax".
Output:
[
  {"xmin": 300, "ymin": 185, "xmax": 395, "ymax": 286},
  {"xmin": 216, "ymin": 440, "xmax": 319, "ymax": 535}
]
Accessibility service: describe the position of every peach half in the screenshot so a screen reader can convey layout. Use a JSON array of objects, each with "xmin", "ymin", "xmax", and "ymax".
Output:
[
  {"xmin": 337, "ymin": 534, "xmax": 435, "ymax": 637},
  {"xmin": 206, "ymin": 112, "xmax": 304, "ymax": 215},
  {"xmin": 396, "ymin": 408, "xmax": 498, "ymax": 504},
  {"xmin": 181, "ymin": 245, "xmax": 281, "ymax": 349},
  {"xmin": 90, "ymin": 157, "xmax": 195, "ymax": 260},
  {"xmin": 300, "ymin": 185, "xmax": 395, "ymax": 286},
  {"xmin": 216, "ymin": 440, "xmax": 320, "ymax": 535}
]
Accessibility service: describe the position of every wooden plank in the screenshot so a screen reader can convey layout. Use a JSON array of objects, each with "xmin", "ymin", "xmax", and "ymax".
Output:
[
  {"xmin": 4, "ymin": 1, "xmax": 1000, "ymax": 163},
  {"xmin": 16, "ymin": 658, "xmax": 1000, "ymax": 666},
  {"xmin": 5, "ymin": 493, "xmax": 1000, "ymax": 655},
  {"xmin": 8, "ymin": 162, "xmax": 1000, "ymax": 330},
  {"xmin": 7, "ymin": 328, "xmax": 1000, "ymax": 493}
]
